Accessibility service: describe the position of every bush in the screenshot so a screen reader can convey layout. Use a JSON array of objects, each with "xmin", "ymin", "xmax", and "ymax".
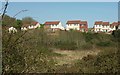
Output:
[
  {"xmin": 84, "ymin": 32, "xmax": 94, "ymax": 43},
  {"xmin": 75, "ymin": 49, "xmax": 119, "ymax": 73},
  {"xmin": 80, "ymin": 43, "xmax": 93, "ymax": 50},
  {"xmin": 55, "ymin": 41, "xmax": 77, "ymax": 50},
  {"xmin": 96, "ymin": 41, "xmax": 112, "ymax": 47},
  {"xmin": 112, "ymin": 30, "xmax": 120, "ymax": 42}
]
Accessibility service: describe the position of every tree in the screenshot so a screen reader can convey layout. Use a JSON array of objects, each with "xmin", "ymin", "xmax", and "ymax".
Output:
[
  {"xmin": 22, "ymin": 17, "xmax": 36, "ymax": 25},
  {"xmin": 2, "ymin": 15, "xmax": 16, "ymax": 27},
  {"xmin": 2, "ymin": 15, "xmax": 23, "ymax": 29},
  {"xmin": 15, "ymin": 19, "xmax": 23, "ymax": 29},
  {"xmin": 40, "ymin": 24, "xmax": 44, "ymax": 28}
]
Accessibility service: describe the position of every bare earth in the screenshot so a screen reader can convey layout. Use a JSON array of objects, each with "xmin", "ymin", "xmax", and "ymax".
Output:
[{"xmin": 53, "ymin": 49, "xmax": 100, "ymax": 66}]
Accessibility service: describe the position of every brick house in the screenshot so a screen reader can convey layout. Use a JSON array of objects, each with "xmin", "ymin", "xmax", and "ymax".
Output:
[{"xmin": 79, "ymin": 21, "xmax": 88, "ymax": 32}]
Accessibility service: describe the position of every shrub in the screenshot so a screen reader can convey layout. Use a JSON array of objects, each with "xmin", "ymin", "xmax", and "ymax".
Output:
[
  {"xmin": 112, "ymin": 30, "xmax": 120, "ymax": 42},
  {"xmin": 75, "ymin": 48, "xmax": 119, "ymax": 73},
  {"xmin": 84, "ymin": 32, "xmax": 94, "ymax": 43},
  {"xmin": 96, "ymin": 41, "xmax": 112, "ymax": 47},
  {"xmin": 80, "ymin": 43, "xmax": 93, "ymax": 50},
  {"xmin": 56, "ymin": 41, "xmax": 77, "ymax": 50}
]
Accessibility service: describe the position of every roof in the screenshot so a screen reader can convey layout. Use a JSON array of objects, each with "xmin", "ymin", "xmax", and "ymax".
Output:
[
  {"xmin": 80, "ymin": 21, "xmax": 87, "ymax": 25},
  {"xmin": 44, "ymin": 21, "xmax": 60, "ymax": 25},
  {"xmin": 66, "ymin": 20, "xmax": 81, "ymax": 24},
  {"xmin": 102, "ymin": 22, "xmax": 109, "ymax": 26},
  {"xmin": 31, "ymin": 22, "xmax": 39, "ymax": 25},
  {"xmin": 118, "ymin": 21, "xmax": 120, "ymax": 25},
  {"xmin": 111, "ymin": 22, "xmax": 118, "ymax": 27},
  {"xmin": 22, "ymin": 24, "xmax": 30, "ymax": 27},
  {"xmin": 94, "ymin": 21, "xmax": 102, "ymax": 25}
]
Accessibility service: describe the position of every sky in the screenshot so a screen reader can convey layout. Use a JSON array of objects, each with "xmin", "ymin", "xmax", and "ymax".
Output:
[
  {"xmin": 1, "ymin": 1, "xmax": 118, "ymax": 28},
  {"xmin": 1, "ymin": 0, "xmax": 120, "ymax": 2}
]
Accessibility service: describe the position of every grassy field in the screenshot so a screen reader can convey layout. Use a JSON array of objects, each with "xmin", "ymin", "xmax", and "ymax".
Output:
[{"xmin": 2, "ymin": 28, "xmax": 120, "ymax": 73}]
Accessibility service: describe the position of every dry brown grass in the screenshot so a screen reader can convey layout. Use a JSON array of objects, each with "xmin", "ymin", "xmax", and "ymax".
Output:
[{"xmin": 52, "ymin": 49, "xmax": 100, "ymax": 66}]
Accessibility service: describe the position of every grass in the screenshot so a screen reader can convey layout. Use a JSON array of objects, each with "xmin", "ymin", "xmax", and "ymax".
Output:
[{"xmin": 2, "ymin": 28, "xmax": 119, "ymax": 73}]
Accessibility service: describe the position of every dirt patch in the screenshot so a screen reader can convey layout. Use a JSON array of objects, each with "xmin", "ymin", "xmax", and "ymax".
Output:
[{"xmin": 53, "ymin": 49, "xmax": 100, "ymax": 66}]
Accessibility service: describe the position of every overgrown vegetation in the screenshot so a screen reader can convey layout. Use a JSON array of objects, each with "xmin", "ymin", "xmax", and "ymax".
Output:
[{"xmin": 2, "ymin": 15, "xmax": 120, "ymax": 74}]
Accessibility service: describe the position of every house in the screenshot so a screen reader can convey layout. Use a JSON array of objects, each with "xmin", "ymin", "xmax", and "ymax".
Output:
[
  {"xmin": 102, "ymin": 22, "xmax": 110, "ymax": 32},
  {"xmin": 94, "ymin": 21, "xmax": 103, "ymax": 33},
  {"xmin": 28, "ymin": 22, "xmax": 40, "ymax": 29},
  {"xmin": 66, "ymin": 20, "xmax": 88, "ymax": 32},
  {"xmin": 94, "ymin": 21, "xmax": 119, "ymax": 33},
  {"xmin": 79, "ymin": 21, "xmax": 88, "ymax": 32},
  {"xmin": 21, "ymin": 22, "xmax": 40, "ymax": 30},
  {"xmin": 66, "ymin": 20, "xmax": 80, "ymax": 31},
  {"xmin": 118, "ymin": 21, "xmax": 120, "ymax": 30},
  {"xmin": 109, "ymin": 22, "xmax": 118, "ymax": 31},
  {"xmin": 44, "ymin": 21, "xmax": 64, "ymax": 32},
  {"xmin": 94, "ymin": 21, "xmax": 110, "ymax": 33}
]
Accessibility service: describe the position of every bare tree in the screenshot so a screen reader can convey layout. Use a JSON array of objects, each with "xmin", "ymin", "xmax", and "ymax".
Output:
[{"xmin": 1, "ymin": 0, "xmax": 9, "ymax": 19}]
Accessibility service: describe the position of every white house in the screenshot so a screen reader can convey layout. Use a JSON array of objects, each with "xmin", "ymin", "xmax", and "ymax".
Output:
[
  {"xmin": 109, "ymin": 22, "xmax": 118, "ymax": 31},
  {"xmin": 21, "ymin": 22, "xmax": 40, "ymax": 31},
  {"xmin": 44, "ymin": 21, "xmax": 64, "ymax": 32},
  {"xmin": 28, "ymin": 22, "xmax": 40, "ymax": 29},
  {"xmin": 21, "ymin": 27, "xmax": 28, "ymax": 31},
  {"xmin": 118, "ymin": 22, "xmax": 120, "ymax": 30},
  {"xmin": 32, "ymin": 22, "xmax": 41, "ymax": 29},
  {"xmin": 94, "ymin": 21, "xmax": 103, "ymax": 33},
  {"xmin": 102, "ymin": 22, "xmax": 110, "ymax": 32},
  {"xmin": 94, "ymin": 21, "xmax": 119, "ymax": 33},
  {"xmin": 66, "ymin": 20, "xmax": 88, "ymax": 32},
  {"xmin": 94, "ymin": 21, "xmax": 110, "ymax": 33},
  {"xmin": 8, "ymin": 27, "xmax": 17, "ymax": 33},
  {"xmin": 66, "ymin": 20, "xmax": 80, "ymax": 31}
]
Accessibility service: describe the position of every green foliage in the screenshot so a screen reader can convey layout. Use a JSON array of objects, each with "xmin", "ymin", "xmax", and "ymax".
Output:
[
  {"xmin": 15, "ymin": 19, "xmax": 23, "ymax": 29},
  {"xmin": 56, "ymin": 41, "xmax": 77, "ymax": 50},
  {"xmin": 2, "ymin": 29, "xmax": 57, "ymax": 73},
  {"xmin": 96, "ymin": 41, "xmax": 112, "ymax": 47},
  {"xmin": 2, "ymin": 15, "xmax": 16, "ymax": 27},
  {"xmin": 2, "ymin": 15, "xmax": 119, "ymax": 73},
  {"xmin": 40, "ymin": 24, "xmax": 44, "ymax": 28},
  {"xmin": 112, "ymin": 30, "xmax": 120, "ymax": 42},
  {"xmin": 84, "ymin": 32, "xmax": 94, "ymax": 43},
  {"xmin": 75, "ymin": 47, "xmax": 119, "ymax": 73},
  {"xmin": 2, "ymin": 15, "xmax": 23, "ymax": 29},
  {"xmin": 22, "ymin": 17, "xmax": 36, "ymax": 25}
]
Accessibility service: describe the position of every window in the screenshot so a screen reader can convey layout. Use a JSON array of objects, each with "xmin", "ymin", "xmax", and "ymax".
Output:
[
  {"xmin": 81, "ymin": 24, "xmax": 84, "ymax": 26},
  {"xmin": 97, "ymin": 25, "xmax": 99, "ymax": 27},
  {"xmin": 104, "ymin": 26, "xmax": 106, "ymax": 28},
  {"xmin": 74, "ymin": 24, "xmax": 77, "ymax": 26},
  {"xmin": 99, "ymin": 29, "xmax": 100, "ymax": 31}
]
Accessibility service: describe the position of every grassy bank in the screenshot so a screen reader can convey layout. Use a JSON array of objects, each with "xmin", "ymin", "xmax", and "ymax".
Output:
[{"xmin": 2, "ymin": 28, "xmax": 120, "ymax": 73}]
